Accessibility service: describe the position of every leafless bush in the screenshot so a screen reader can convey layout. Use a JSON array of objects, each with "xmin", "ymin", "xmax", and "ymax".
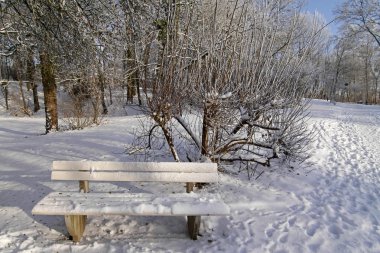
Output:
[
  {"xmin": 132, "ymin": 0, "xmax": 325, "ymax": 170},
  {"xmin": 60, "ymin": 75, "xmax": 104, "ymax": 130},
  {"xmin": 2, "ymin": 81, "xmax": 32, "ymax": 116},
  {"xmin": 8, "ymin": 92, "xmax": 31, "ymax": 116},
  {"xmin": 60, "ymin": 100, "xmax": 95, "ymax": 130}
]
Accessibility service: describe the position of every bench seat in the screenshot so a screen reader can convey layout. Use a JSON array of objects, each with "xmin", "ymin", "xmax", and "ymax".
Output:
[{"xmin": 32, "ymin": 192, "xmax": 230, "ymax": 216}]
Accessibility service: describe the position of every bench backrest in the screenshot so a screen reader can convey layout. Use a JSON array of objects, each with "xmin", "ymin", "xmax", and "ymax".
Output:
[{"xmin": 51, "ymin": 161, "xmax": 218, "ymax": 183}]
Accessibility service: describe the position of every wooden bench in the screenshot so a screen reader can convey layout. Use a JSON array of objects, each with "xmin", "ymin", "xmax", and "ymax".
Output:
[{"xmin": 32, "ymin": 161, "xmax": 230, "ymax": 242}]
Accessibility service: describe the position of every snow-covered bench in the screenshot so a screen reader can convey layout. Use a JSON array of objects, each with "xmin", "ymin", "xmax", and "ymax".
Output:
[{"xmin": 32, "ymin": 161, "xmax": 230, "ymax": 242}]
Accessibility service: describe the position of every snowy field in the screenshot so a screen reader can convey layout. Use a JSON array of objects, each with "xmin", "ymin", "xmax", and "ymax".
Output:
[{"xmin": 0, "ymin": 99, "xmax": 380, "ymax": 253}]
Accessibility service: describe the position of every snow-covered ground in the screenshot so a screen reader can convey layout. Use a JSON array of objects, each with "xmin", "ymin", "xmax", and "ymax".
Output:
[{"xmin": 0, "ymin": 100, "xmax": 379, "ymax": 253}]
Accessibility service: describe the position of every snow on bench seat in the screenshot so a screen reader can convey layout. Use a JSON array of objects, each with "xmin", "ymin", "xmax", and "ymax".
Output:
[{"xmin": 32, "ymin": 192, "xmax": 230, "ymax": 216}]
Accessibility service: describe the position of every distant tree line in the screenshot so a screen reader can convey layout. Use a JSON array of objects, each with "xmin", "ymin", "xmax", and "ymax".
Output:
[{"xmin": 311, "ymin": 0, "xmax": 380, "ymax": 104}]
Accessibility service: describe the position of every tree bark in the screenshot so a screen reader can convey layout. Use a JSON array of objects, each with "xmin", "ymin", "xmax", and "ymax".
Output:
[
  {"xmin": 126, "ymin": 47, "xmax": 137, "ymax": 104},
  {"xmin": 122, "ymin": 1, "xmax": 139, "ymax": 105},
  {"xmin": 27, "ymin": 49, "xmax": 40, "ymax": 112},
  {"xmin": 1, "ymin": 81, "xmax": 8, "ymax": 110},
  {"xmin": 364, "ymin": 41, "xmax": 369, "ymax": 104},
  {"xmin": 375, "ymin": 79, "xmax": 378, "ymax": 104},
  {"xmin": 108, "ymin": 84, "xmax": 113, "ymax": 105},
  {"xmin": 40, "ymin": 50, "xmax": 58, "ymax": 133},
  {"xmin": 15, "ymin": 56, "xmax": 28, "ymax": 113},
  {"xmin": 201, "ymin": 105, "xmax": 209, "ymax": 156},
  {"xmin": 161, "ymin": 124, "xmax": 180, "ymax": 162},
  {"xmin": 32, "ymin": 82, "xmax": 40, "ymax": 112},
  {"xmin": 18, "ymin": 80, "xmax": 28, "ymax": 113},
  {"xmin": 97, "ymin": 68, "xmax": 108, "ymax": 114}
]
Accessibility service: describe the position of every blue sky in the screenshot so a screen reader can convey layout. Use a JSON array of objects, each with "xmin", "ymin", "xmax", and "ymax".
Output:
[{"xmin": 303, "ymin": 0, "xmax": 346, "ymax": 34}]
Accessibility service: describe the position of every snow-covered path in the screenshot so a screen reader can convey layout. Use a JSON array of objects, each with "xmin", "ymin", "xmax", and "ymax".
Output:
[
  {"xmin": 302, "ymin": 102, "xmax": 380, "ymax": 252},
  {"xmin": 0, "ymin": 100, "xmax": 380, "ymax": 252},
  {"xmin": 213, "ymin": 101, "xmax": 380, "ymax": 253}
]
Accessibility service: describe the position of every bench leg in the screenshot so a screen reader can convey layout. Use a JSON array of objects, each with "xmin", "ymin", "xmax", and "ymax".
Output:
[
  {"xmin": 187, "ymin": 215, "xmax": 201, "ymax": 240},
  {"xmin": 79, "ymin": 180, "xmax": 89, "ymax": 193},
  {"xmin": 186, "ymin": 182, "xmax": 194, "ymax": 193},
  {"xmin": 65, "ymin": 215, "xmax": 87, "ymax": 242}
]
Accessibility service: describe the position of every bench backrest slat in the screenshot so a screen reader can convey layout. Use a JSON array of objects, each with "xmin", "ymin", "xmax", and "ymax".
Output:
[
  {"xmin": 51, "ymin": 171, "xmax": 218, "ymax": 182},
  {"xmin": 51, "ymin": 161, "xmax": 218, "ymax": 183},
  {"xmin": 53, "ymin": 161, "xmax": 216, "ymax": 173}
]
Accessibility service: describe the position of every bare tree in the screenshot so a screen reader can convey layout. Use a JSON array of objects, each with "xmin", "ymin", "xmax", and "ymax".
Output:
[
  {"xmin": 329, "ymin": 36, "xmax": 351, "ymax": 103},
  {"xmin": 320, "ymin": 26, "xmax": 380, "ymax": 104},
  {"xmin": 369, "ymin": 51, "xmax": 380, "ymax": 103},
  {"xmin": 133, "ymin": 0, "xmax": 326, "ymax": 168},
  {"xmin": 336, "ymin": 0, "xmax": 380, "ymax": 47},
  {"xmin": 2, "ymin": 0, "xmax": 121, "ymax": 131}
]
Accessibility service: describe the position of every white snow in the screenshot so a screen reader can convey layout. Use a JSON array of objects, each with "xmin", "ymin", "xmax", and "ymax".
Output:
[
  {"xmin": 220, "ymin": 92, "xmax": 232, "ymax": 99},
  {"xmin": 0, "ymin": 99, "xmax": 380, "ymax": 252},
  {"xmin": 31, "ymin": 192, "xmax": 230, "ymax": 216}
]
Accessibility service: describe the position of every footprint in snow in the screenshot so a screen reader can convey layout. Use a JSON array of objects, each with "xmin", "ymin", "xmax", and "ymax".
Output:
[
  {"xmin": 366, "ymin": 193, "xmax": 376, "ymax": 203},
  {"xmin": 278, "ymin": 232, "xmax": 288, "ymax": 243},
  {"xmin": 328, "ymin": 224, "xmax": 343, "ymax": 239},
  {"xmin": 265, "ymin": 227, "xmax": 275, "ymax": 238},
  {"xmin": 308, "ymin": 242, "xmax": 322, "ymax": 253},
  {"xmin": 340, "ymin": 214, "xmax": 357, "ymax": 227},
  {"xmin": 369, "ymin": 214, "xmax": 379, "ymax": 225},
  {"xmin": 287, "ymin": 216, "xmax": 296, "ymax": 227},
  {"xmin": 350, "ymin": 153, "xmax": 358, "ymax": 159},
  {"xmin": 305, "ymin": 221, "xmax": 320, "ymax": 237}
]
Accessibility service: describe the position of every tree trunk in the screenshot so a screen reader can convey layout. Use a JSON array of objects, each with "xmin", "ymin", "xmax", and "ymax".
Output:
[
  {"xmin": 136, "ymin": 69, "xmax": 141, "ymax": 105},
  {"xmin": 14, "ymin": 56, "xmax": 28, "ymax": 113},
  {"xmin": 27, "ymin": 49, "xmax": 40, "ymax": 112},
  {"xmin": 1, "ymin": 81, "xmax": 8, "ymax": 110},
  {"xmin": 108, "ymin": 85, "xmax": 113, "ymax": 105},
  {"xmin": 201, "ymin": 105, "xmax": 209, "ymax": 156},
  {"xmin": 40, "ymin": 50, "xmax": 58, "ymax": 133},
  {"xmin": 375, "ymin": 79, "xmax": 378, "ymax": 104},
  {"xmin": 142, "ymin": 36, "xmax": 153, "ymax": 96},
  {"xmin": 126, "ymin": 47, "xmax": 136, "ymax": 104},
  {"xmin": 128, "ymin": 45, "xmax": 141, "ymax": 105},
  {"xmin": 122, "ymin": 1, "xmax": 141, "ymax": 105},
  {"xmin": 32, "ymin": 83, "xmax": 40, "ymax": 112},
  {"xmin": 365, "ymin": 44, "xmax": 369, "ymax": 104},
  {"xmin": 160, "ymin": 123, "xmax": 180, "ymax": 162},
  {"xmin": 97, "ymin": 68, "xmax": 108, "ymax": 114},
  {"xmin": 18, "ymin": 80, "xmax": 28, "ymax": 114}
]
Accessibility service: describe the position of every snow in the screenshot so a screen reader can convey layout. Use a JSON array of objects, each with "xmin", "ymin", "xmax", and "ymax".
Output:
[
  {"xmin": 32, "ymin": 192, "xmax": 230, "ymax": 216},
  {"xmin": 1, "ymin": 99, "xmax": 380, "ymax": 252},
  {"xmin": 220, "ymin": 92, "xmax": 232, "ymax": 99}
]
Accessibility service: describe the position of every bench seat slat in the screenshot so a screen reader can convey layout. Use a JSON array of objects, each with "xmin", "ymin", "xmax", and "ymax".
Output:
[
  {"xmin": 53, "ymin": 161, "xmax": 217, "ymax": 173},
  {"xmin": 32, "ymin": 192, "xmax": 230, "ymax": 216},
  {"xmin": 51, "ymin": 171, "xmax": 218, "ymax": 182}
]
